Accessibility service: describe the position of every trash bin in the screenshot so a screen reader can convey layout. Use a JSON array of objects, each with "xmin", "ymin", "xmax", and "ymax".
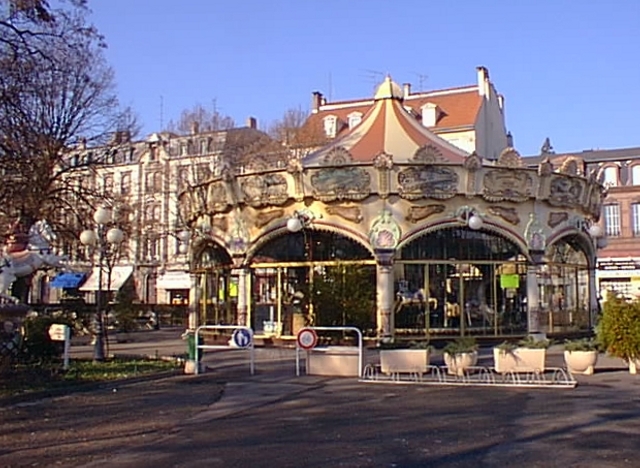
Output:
[{"xmin": 186, "ymin": 332, "xmax": 201, "ymax": 361}]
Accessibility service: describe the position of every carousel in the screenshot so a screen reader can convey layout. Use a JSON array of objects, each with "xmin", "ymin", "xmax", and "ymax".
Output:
[{"xmin": 178, "ymin": 77, "xmax": 606, "ymax": 341}]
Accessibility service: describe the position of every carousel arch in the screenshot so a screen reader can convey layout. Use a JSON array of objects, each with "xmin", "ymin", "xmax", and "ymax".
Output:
[
  {"xmin": 395, "ymin": 225, "xmax": 530, "ymax": 336},
  {"xmin": 190, "ymin": 238, "xmax": 236, "ymax": 327},
  {"xmin": 247, "ymin": 225, "xmax": 375, "ymax": 336}
]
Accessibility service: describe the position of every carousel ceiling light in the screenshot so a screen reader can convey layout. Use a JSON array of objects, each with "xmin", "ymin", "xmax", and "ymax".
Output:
[
  {"xmin": 287, "ymin": 209, "xmax": 320, "ymax": 233},
  {"xmin": 287, "ymin": 216, "xmax": 303, "ymax": 233},
  {"xmin": 468, "ymin": 214, "xmax": 484, "ymax": 230}
]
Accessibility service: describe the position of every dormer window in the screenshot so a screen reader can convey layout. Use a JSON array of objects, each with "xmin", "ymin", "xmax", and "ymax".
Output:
[
  {"xmin": 323, "ymin": 115, "xmax": 338, "ymax": 138},
  {"xmin": 179, "ymin": 142, "xmax": 187, "ymax": 156},
  {"xmin": 603, "ymin": 166, "xmax": 618, "ymax": 187},
  {"xmin": 421, "ymin": 102, "xmax": 440, "ymax": 127},
  {"xmin": 347, "ymin": 112, "xmax": 363, "ymax": 129},
  {"xmin": 631, "ymin": 165, "xmax": 640, "ymax": 185}
]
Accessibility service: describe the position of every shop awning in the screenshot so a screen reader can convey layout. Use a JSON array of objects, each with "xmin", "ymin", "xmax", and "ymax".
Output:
[
  {"xmin": 50, "ymin": 272, "xmax": 85, "ymax": 289},
  {"xmin": 79, "ymin": 266, "xmax": 133, "ymax": 292},
  {"xmin": 156, "ymin": 271, "xmax": 191, "ymax": 290}
]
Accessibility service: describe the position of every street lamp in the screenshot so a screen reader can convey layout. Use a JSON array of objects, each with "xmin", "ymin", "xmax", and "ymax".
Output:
[{"xmin": 80, "ymin": 207, "xmax": 124, "ymax": 361}]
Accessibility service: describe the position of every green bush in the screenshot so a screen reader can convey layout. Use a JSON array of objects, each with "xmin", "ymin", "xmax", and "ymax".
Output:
[
  {"xmin": 596, "ymin": 294, "xmax": 640, "ymax": 361},
  {"xmin": 443, "ymin": 336, "xmax": 478, "ymax": 355}
]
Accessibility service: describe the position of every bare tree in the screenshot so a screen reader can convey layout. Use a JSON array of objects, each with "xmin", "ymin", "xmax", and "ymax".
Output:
[
  {"xmin": 267, "ymin": 107, "xmax": 327, "ymax": 158},
  {"xmin": 165, "ymin": 103, "xmax": 235, "ymax": 135},
  {"xmin": 0, "ymin": 0, "xmax": 138, "ymax": 242}
]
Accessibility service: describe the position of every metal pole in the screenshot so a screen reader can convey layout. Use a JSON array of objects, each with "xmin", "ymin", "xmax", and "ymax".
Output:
[{"xmin": 94, "ymin": 226, "xmax": 105, "ymax": 362}]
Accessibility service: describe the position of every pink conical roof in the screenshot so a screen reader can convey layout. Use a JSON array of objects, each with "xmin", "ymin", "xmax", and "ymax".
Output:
[{"xmin": 304, "ymin": 76, "xmax": 469, "ymax": 166}]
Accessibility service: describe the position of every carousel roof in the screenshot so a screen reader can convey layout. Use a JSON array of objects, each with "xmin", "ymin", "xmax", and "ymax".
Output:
[{"xmin": 303, "ymin": 76, "xmax": 470, "ymax": 166}]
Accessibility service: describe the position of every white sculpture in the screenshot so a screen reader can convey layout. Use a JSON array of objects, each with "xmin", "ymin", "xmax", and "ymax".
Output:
[{"xmin": 0, "ymin": 220, "xmax": 67, "ymax": 302}]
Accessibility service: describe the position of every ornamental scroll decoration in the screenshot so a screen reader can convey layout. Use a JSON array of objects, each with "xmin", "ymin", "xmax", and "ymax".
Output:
[
  {"xmin": 326, "ymin": 205, "xmax": 363, "ymax": 224},
  {"xmin": 254, "ymin": 209, "xmax": 285, "ymax": 229},
  {"xmin": 369, "ymin": 210, "xmax": 401, "ymax": 250},
  {"xmin": 464, "ymin": 152, "xmax": 483, "ymax": 193},
  {"xmin": 406, "ymin": 204, "xmax": 445, "ymax": 223},
  {"xmin": 413, "ymin": 144, "xmax": 446, "ymax": 164},
  {"xmin": 374, "ymin": 152, "xmax": 393, "ymax": 199},
  {"xmin": 547, "ymin": 175, "xmax": 584, "ymax": 208},
  {"xmin": 487, "ymin": 205, "xmax": 520, "ymax": 225},
  {"xmin": 482, "ymin": 169, "xmax": 533, "ymax": 203},
  {"xmin": 496, "ymin": 147, "xmax": 523, "ymax": 168},
  {"xmin": 309, "ymin": 146, "xmax": 371, "ymax": 202},
  {"xmin": 240, "ymin": 172, "xmax": 289, "ymax": 208},
  {"xmin": 524, "ymin": 213, "xmax": 546, "ymax": 252},
  {"xmin": 397, "ymin": 166, "xmax": 458, "ymax": 200},
  {"xmin": 206, "ymin": 181, "xmax": 231, "ymax": 213}
]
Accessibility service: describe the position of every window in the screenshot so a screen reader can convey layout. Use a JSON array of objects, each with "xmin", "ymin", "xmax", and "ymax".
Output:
[
  {"xmin": 323, "ymin": 115, "xmax": 337, "ymax": 138},
  {"xmin": 603, "ymin": 204, "xmax": 621, "ymax": 237},
  {"xmin": 153, "ymin": 172, "xmax": 162, "ymax": 191},
  {"xmin": 347, "ymin": 112, "xmax": 362, "ymax": 129},
  {"xmin": 103, "ymin": 174, "xmax": 113, "ymax": 194},
  {"xmin": 632, "ymin": 203, "xmax": 640, "ymax": 236},
  {"xmin": 121, "ymin": 173, "xmax": 131, "ymax": 195},
  {"xmin": 631, "ymin": 165, "xmax": 640, "ymax": 186},
  {"xmin": 179, "ymin": 142, "xmax": 187, "ymax": 156},
  {"xmin": 603, "ymin": 166, "xmax": 618, "ymax": 187},
  {"xmin": 145, "ymin": 172, "xmax": 154, "ymax": 191},
  {"xmin": 200, "ymin": 139, "xmax": 208, "ymax": 154}
]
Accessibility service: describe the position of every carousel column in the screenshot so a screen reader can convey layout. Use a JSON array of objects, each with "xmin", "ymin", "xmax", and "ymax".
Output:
[
  {"xmin": 375, "ymin": 249, "xmax": 395, "ymax": 341},
  {"xmin": 588, "ymin": 266, "xmax": 598, "ymax": 328},
  {"xmin": 236, "ymin": 268, "xmax": 248, "ymax": 326},
  {"xmin": 526, "ymin": 264, "xmax": 541, "ymax": 333}
]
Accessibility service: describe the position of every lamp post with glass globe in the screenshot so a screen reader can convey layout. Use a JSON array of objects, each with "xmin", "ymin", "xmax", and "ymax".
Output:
[{"xmin": 80, "ymin": 207, "xmax": 124, "ymax": 362}]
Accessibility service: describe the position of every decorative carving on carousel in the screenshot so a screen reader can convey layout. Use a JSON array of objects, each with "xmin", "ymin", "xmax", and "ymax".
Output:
[
  {"xmin": 487, "ymin": 205, "xmax": 520, "ymax": 225},
  {"xmin": 413, "ymin": 144, "xmax": 446, "ymax": 164},
  {"xmin": 369, "ymin": 209, "xmax": 401, "ymax": 250},
  {"xmin": 211, "ymin": 215, "xmax": 228, "ymax": 233},
  {"xmin": 538, "ymin": 157, "xmax": 554, "ymax": 177},
  {"xmin": 398, "ymin": 166, "xmax": 458, "ymax": 200},
  {"xmin": 496, "ymin": 147, "xmax": 523, "ymax": 168},
  {"xmin": 374, "ymin": 152, "xmax": 393, "ymax": 199},
  {"xmin": 406, "ymin": 204, "xmax": 445, "ymax": 223},
  {"xmin": 326, "ymin": 205, "xmax": 363, "ymax": 224},
  {"xmin": 559, "ymin": 156, "xmax": 584, "ymax": 176},
  {"xmin": 254, "ymin": 209, "xmax": 285, "ymax": 228},
  {"xmin": 240, "ymin": 172, "xmax": 289, "ymax": 207},
  {"xmin": 206, "ymin": 181, "xmax": 231, "ymax": 213},
  {"xmin": 227, "ymin": 209, "xmax": 249, "ymax": 255},
  {"xmin": 547, "ymin": 211, "xmax": 569, "ymax": 228},
  {"xmin": 286, "ymin": 156, "xmax": 304, "ymax": 201},
  {"xmin": 482, "ymin": 169, "xmax": 533, "ymax": 202},
  {"xmin": 309, "ymin": 150, "xmax": 371, "ymax": 202},
  {"xmin": 464, "ymin": 152, "xmax": 483, "ymax": 193},
  {"xmin": 547, "ymin": 175, "xmax": 584, "ymax": 207},
  {"xmin": 525, "ymin": 213, "xmax": 546, "ymax": 252}
]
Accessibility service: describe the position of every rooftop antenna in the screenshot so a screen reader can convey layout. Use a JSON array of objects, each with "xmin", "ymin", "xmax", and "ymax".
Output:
[
  {"xmin": 412, "ymin": 72, "xmax": 428, "ymax": 92},
  {"xmin": 360, "ymin": 69, "xmax": 385, "ymax": 94}
]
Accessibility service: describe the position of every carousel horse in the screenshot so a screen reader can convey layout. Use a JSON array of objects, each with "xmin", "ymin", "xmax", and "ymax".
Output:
[{"xmin": 0, "ymin": 220, "xmax": 67, "ymax": 302}]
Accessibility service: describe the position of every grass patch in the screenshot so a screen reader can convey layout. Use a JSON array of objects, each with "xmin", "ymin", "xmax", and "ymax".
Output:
[{"xmin": 1, "ymin": 358, "xmax": 182, "ymax": 398}]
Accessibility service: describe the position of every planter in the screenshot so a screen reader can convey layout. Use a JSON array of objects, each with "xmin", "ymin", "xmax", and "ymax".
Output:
[
  {"xmin": 306, "ymin": 346, "xmax": 360, "ymax": 377},
  {"xmin": 444, "ymin": 351, "xmax": 478, "ymax": 376},
  {"xmin": 493, "ymin": 348, "xmax": 546, "ymax": 374},
  {"xmin": 380, "ymin": 349, "xmax": 430, "ymax": 375},
  {"xmin": 564, "ymin": 350, "xmax": 598, "ymax": 375},
  {"xmin": 628, "ymin": 358, "xmax": 640, "ymax": 375}
]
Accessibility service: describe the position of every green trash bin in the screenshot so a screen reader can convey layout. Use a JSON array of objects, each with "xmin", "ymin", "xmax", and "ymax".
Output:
[{"xmin": 186, "ymin": 332, "xmax": 201, "ymax": 361}]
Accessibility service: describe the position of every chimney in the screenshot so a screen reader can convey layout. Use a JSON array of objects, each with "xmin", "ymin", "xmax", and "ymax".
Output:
[
  {"xmin": 507, "ymin": 131, "xmax": 513, "ymax": 147},
  {"xmin": 311, "ymin": 91, "xmax": 323, "ymax": 113},
  {"xmin": 246, "ymin": 116, "xmax": 257, "ymax": 129},
  {"xmin": 476, "ymin": 66, "xmax": 490, "ymax": 97},
  {"xmin": 403, "ymin": 83, "xmax": 411, "ymax": 99},
  {"xmin": 190, "ymin": 121, "xmax": 199, "ymax": 135}
]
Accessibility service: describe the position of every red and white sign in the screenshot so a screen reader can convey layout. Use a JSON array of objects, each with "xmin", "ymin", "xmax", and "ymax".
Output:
[{"xmin": 296, "ymin": 327, "xmax": 318, "ymax": 350}]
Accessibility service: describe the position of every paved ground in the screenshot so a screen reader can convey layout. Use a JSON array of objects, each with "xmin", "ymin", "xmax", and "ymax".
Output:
[{"xmin": 1, "ymin": 329, "xmax": 640, "ymax": 467}]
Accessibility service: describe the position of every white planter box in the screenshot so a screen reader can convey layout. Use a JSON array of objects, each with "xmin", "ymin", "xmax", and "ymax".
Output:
[
  {"xmin": 380, "ymin": 349, "xmax": 430, "ymax": 375},
  {"xmin": 564, "ymin": 350, "xmax": 598, "ymax": 375},
  {"xmin": 493, "ymin": 348, "xmax": 546, "ymax": 374},
  {"xmin": 306, "ymin": 346, "xmax": 360, "ymax": 377}
]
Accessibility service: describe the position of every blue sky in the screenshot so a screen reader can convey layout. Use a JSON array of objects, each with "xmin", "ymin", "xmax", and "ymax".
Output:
[{"xmin": 90, "ymin": 0, "xmax": 640, "ymax": 156}]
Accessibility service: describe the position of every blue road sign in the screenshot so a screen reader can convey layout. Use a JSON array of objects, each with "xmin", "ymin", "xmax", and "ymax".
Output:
[{"xmin": 232, "ymin": 328, "xmax": 253, "ymax": 348}]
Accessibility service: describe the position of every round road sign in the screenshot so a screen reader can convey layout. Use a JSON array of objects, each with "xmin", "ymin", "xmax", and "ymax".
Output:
[
  {"xmin": 232, "ymin": 328, "xmax": 253, "ymax": 348},
  {"xmin": 296, "ymin": 327, "xmax": 318, "ymax": 350}
]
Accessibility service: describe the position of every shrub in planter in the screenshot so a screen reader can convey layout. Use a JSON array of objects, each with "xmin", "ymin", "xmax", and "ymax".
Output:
[
  {"xmin": 443, "ymin": 337, "xmax": 478, "ymax": 376},
  {"xmin": 493, "ymin": 336, "xmax": 550, "ymax": 374},
  {"xmin": 596, "ymin": 294, "xmax": 640, "ymax": 374},
  {"xmin": 563, "ymin": 338, "xmax": 599, "ymax": 375}
]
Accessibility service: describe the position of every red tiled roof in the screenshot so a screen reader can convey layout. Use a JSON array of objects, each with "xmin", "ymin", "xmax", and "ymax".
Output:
[
  {"xmin": 304, "ymin": 86, "xmax": 482, "ymax": 139},
  {"xmin": 304, "ymin": 78, "xmax": 469, "ymax": 166}
]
